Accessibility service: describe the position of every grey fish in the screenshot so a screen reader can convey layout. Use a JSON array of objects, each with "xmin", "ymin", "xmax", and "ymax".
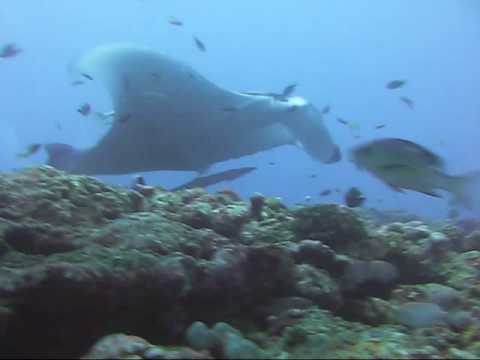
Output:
[
  {"xmin": 193, "ymin": 36, "xmax": 206, "ymax": 52},
  {"xmin": 386, "ymin": 80, "xmax": 406, "ymax": 90},
  {"xmin": 350, "ymin": 138, "xmax": 480, "ymax": 208},
  {"xmin": 171, "ymin": 166, "xmax": 257, "ymax": 191},
  {"xmin": 375, "ymin": 124, "xmax": 386, "ymax": 129},
  {"xmin": 400, "ymin": 96, "xmax": 414, "ymax": 109},
  {"xmin": 337, "ymin": 117, "xmax": 348, "ymax": 125},
  {"xmin": 45, "ymin": 44, "xmax": 340, "ymax": 175}
]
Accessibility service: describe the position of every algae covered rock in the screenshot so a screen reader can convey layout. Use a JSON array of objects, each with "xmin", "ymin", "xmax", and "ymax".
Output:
[
  {"xmin": 294, "ymin": 264, "xmax": 343, "ymax": 311},
  {"xmin": 3, "ymin": 165, "xmax": 480, "ymax": 358},
  {"xmin": 394, "ymin": 302, "xmax": 448, "ymax": 328},
  {"xmin": 185, "ymin": 322, "xmax": 265, "ymax": 359},
  {"xmin": 291, "ymin": 204, "xmax": 368, "ymax": 252},
  {"xmin": 341, "ymin": 259, "xmax": 398, "ymax": 298}
]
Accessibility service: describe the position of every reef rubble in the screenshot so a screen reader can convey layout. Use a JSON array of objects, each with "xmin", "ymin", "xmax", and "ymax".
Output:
[{"xmin": 1, "ymin": 166, "xmax": 480, "ymax": 359}]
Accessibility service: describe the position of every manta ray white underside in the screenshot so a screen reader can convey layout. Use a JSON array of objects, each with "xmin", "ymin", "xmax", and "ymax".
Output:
[{"xmin": 45, "ymin": 43, "xmax": 341, "ymax": 175}]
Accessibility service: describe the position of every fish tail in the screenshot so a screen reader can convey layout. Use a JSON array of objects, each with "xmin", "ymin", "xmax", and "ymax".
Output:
[{"xmin": 442, "ymin": 170, "xmax": 480, "ymax": 210}]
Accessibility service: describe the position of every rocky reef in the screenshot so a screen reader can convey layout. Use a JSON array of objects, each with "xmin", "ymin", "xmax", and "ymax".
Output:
[{"xmin": 1, "ymin": 166, "xmax": 480, "ymax": 359}]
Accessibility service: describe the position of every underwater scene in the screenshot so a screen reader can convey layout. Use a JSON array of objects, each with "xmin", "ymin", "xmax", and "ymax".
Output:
[{"xmin": 1, "ymin": 0, "xmax": 480, "ymax": 358}]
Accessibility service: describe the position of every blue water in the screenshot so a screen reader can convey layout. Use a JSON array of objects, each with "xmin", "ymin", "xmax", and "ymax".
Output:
[{"xmin": 2, "ymin": 0, "xmax": 480, "ymax": 219}]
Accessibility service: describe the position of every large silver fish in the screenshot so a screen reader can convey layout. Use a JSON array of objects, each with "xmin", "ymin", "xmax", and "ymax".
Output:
[
  {"xmin": 45, "ymin": 44, "xmax": 340, "ymax": 175},
  {"xmin": 350, "ymin": 138, "xmax": 480, "ymax": 208}
]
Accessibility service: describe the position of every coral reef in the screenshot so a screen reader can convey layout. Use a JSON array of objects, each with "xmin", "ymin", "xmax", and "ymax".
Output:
[{"xmin": 1, "ymin": 166, "xmax": 480, "ymax": 358}]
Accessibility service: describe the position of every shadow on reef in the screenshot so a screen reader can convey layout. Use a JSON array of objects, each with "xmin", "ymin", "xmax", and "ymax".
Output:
[{"xmin": 1, "ymin": 167, "xmax": 480, "ymax": 358}]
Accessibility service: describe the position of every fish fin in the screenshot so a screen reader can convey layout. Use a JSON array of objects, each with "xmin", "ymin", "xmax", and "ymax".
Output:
[
  {"xmin": 44, "ymin": 143, "xmax": 81, "ymax": 173},
  {"xmin": 442, "ymin": 170, "xmax": 480, "ymax": 210}
]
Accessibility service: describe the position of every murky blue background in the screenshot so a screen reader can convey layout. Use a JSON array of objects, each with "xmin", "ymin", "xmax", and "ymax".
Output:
[{"xmin": 2, "ymin": 0, "xmax": 480, "ymax": 219}]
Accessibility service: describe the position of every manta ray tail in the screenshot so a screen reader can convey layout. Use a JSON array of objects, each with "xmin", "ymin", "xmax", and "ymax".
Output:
[{"xmin": 44, "ymin": 143, "xmax": 81, "ymax": 173}]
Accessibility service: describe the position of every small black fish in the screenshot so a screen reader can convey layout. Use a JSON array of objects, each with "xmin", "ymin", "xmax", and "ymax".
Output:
[
  {"xmin": 321, "ymin": 105, "xmax": 330, "ymax": 115},
  {"xmin": 319, "ymin": 189, "xmax": 331, "ymax": 196},
  {"xmin": 375, "ymin": 124, "xmax": 386, "ymax": 129},
  {"xmin": 337, "ymin": 117, "xmax": 348, "ymax": 125},
  {"xmin": 193, "ymin": 36, "xmax": 206, "ymax": 52},
  {"xmin": 71, "ymin": 80, "xmax": 84, "ymax": 86},
  {"xmin": 268, "ymin": 161, "xmax": 276, "ymax": 166},
  {"xmin": 287, "ymin": 105, "xmax": 299, "ymax": 113},
  {"xmin": 400, "ymin": 96, "xmax": 414, "ymax": 109},
  {"xmin": 82, "ymin": 73, "xmax": 94, "ymax": 81},
  {"xmin": 77, "ymin": 103, "xmax": 91, "ymax": 116},
  {"xmin": 168, "ymin": 17, "xmax": 183, "ymax": 26},
  {"xmin": 345, "ymin": 187, "xmax": 366, "ymax": 207},
  {"xmin": 309, "ymin": 174, "xmax": 317, "ymax": 179},
  {"xmin": 281, "ymin": 84, "xmax": 297, "ymax": 98},
  {"xmin": 386, "ymin": 80, "xmax": 406, "ymax": 90},
  {"xmin": 0, "ymin": 43, "xmax": 22, "ymax": 58}
]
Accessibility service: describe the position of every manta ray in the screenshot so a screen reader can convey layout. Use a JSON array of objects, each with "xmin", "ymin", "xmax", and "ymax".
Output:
[{"xmin": 45, "ymin": 44, "xmax": 341, "ymax": 175}]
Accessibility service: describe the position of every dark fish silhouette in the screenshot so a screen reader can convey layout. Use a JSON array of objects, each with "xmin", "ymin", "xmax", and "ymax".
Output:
[
  {"xmin": 375, "ymin": 124, "xmax": 386, "ymax": 129},
  {"xmin": 344, "ymin": 187, "xmax": 366, "ymax": 207},
  {"xmin": 281, "ymin": 84, "xmax": 297, "ymax": 98},
  {"xmin": 82, "ymin": 73, "xmax": 94, "ymax": 80},
  {"xmin": 400, "ymin": 96, "xmax": 414, "ymax": 109},
  {"xmin": 319, "ymin": 189, "xmax": 331, "ymax": 196},
  {"xmin": 77, "ymin": 103, "xmax": 91, "ymax": 116},
  {"xmin": 171, "ymin": 166, "xmax": 257, "ymax": 191},
  {"xmin": 0, "ymin": 43, "xmax": 22, "ymax": 58},
  {"xmin": 168, "ymin": 17, "xmax": 183, "ymax": 26},
  {"xmin": 337, "ymin": 117, "xmax": 348, "ymax": 125},
  {"xmin": 193, "ymin": 36, "xmax": 206, "ymax": 52},
  {"xmin": 386, "ymin": 80, "xmax": 406, "ymax": 90}
]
